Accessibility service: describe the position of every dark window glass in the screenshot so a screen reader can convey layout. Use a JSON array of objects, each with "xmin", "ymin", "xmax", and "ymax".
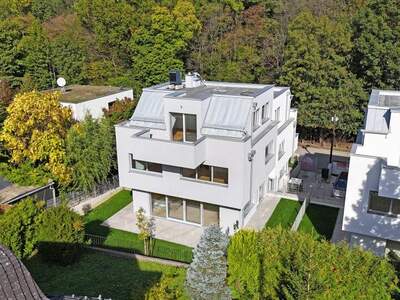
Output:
[
  {"xmin": 368, "ymin": 191, "xmax": 391, "ymax": 213},
  {"xmin": 182, "ymin": 168, "xmax": 196, "ymax": 178},
  {"xmin": 198, "ymin": 164, "xmax": 211, "ymax": 181},
  {"xmin": 148, "ymin": 162, "xmax": 162, "ymax": 173},
  {"xmin": 391, "ymin": 199, "xmax": 400, "ymax": 215},
  {"xmin": 213, "ymin": 167, "xmax": 228, "ymax": 184}
]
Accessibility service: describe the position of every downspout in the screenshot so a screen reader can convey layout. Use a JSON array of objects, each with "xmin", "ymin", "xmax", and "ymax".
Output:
[{"xmin": 244, "ymin": 101, "xmax": 257, "ymax": 226}]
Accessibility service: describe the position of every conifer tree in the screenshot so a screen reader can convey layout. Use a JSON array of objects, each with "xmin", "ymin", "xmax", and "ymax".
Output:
[{"xmin": 185, "ymin": 225, "xmax": 231, "ymax": 300}]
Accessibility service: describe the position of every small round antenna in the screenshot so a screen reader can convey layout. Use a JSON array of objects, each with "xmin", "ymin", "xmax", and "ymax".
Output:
[{"xmin": 56, "ymin": 77, "xmax": 66, "ymax": 92}]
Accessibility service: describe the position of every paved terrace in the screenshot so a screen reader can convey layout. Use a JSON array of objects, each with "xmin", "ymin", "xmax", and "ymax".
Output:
[{"xmin": 102, "ymin": 205, "xmax": 204, "ymax": 248}]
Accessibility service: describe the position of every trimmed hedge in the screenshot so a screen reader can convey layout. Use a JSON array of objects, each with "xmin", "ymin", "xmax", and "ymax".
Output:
[{"xmin": 35, "ymin": 205, "xmax": 85, "ymax": 265}]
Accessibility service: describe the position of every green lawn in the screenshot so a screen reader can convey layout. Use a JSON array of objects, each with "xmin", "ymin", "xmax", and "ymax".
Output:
[
  {"xmin": 265, "ymin": 198, "xmax": 302, "ymax": 229},
  {"xmin": 25, "ymin": 250, "xmax": 187, "ymax": 300},
  {"xmin": 85, "ymin": 190, "xmax": 193, "ymax": 263},
  {"xmin": 298, "ymin": 204, "xmax": 339, "ymax": 240}
]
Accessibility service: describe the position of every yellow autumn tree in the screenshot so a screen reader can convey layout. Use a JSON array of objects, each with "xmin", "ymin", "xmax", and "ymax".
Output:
[{"xmin": 0, "ymin": 91, "xmax": 72, "ymax": 184}]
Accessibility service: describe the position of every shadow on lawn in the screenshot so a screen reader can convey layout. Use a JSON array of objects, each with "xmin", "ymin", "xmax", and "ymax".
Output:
[
  {"xmin": 302, "ymin": 204, "xmax": 339, "ymax": 240},
  {"xmin": 25, "ymin": 242, "xmax": 167, "ymax": 300}
]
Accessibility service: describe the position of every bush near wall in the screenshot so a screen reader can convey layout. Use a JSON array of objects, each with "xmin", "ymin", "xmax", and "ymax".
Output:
[
  {"xmin": 0, "ymin": 198, "xmax": 45, "ymax": 258},
  {"xmin": 228, "ymin": 227, "xmax": 399, "ymax": 299},
  {"xmin": 35, "ymin": 205, "xmax": 85, "ymax": 265}
]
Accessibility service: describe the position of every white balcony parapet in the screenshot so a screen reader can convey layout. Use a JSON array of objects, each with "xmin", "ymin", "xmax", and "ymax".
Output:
[{"xmin": 131, "ymin": 129, "xmax": 206, "ymax": 169}]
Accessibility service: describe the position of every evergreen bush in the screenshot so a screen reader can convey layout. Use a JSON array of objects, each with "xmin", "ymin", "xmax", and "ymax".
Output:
[
  {"xmin": 35, "ymin": 205, "xmax": 85, "ymax": 265},
  {"xmin": 228, "ymin": 227, "xmax": 399, "ymax": 299},
  {"xmin": 185, "ymin": 225, "xmax": 231, "ymax": 300},
  {"xmin": 0, "ymin": 198, "xmax": 45, "ymax": 258}
]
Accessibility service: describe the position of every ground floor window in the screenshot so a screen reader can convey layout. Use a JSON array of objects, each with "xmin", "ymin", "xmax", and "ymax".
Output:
[
  {"xmin": 203, "ymin": 203, "xmax": 219, "ymax": 226},
  {"xmin": 150, "ymin": 193, "xmax": 219, "ymax": 226},
  {"xmin": 151, "ymin": 193, "xmax": 166, "ymax": 217},
  {"xmin": 168, "ymin": 196, "xmax": 184, "ymax": 220},
  {"xmin": 186, "ymin": 200, "xmax": 201, "ymax": 224}
]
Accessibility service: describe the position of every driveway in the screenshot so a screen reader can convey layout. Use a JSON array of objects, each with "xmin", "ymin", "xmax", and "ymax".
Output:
[{"xmin": 102, "ymin": 204, "xmax": 203, "ymax": 248}]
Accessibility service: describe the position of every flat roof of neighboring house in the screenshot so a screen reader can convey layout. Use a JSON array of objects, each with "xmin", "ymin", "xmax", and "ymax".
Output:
[
  {"xmin": 369, "ymin": 89, "xmax": 400, "ymax": 108},
  {"xmin": 147, "ymin": 81, "xmax": 275, "ymax": 101},
  {"xmin": 46, "ymin": 85, "xmax": 131, "ymax": 104},
  {"xmin": 0, "ymin": 176, "xmax": 37, "ymax": 204}
]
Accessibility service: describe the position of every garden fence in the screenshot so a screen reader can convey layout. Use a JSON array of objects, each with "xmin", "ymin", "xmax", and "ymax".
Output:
[
  {"xmin": 47, "ymin": 175, "xmax": 119, "ymax": 208},
  {"xmin": 85, "ymin": 233, "xmax": 193, "ymax": 264},
  {"xmin": 291, "ymin": 196, "xmax": 310, "ymax": 231}
]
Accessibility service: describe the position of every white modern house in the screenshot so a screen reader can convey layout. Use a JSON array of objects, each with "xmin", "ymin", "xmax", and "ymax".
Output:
[
  {"xmin": 343, "ymin": 89, "xmax": 400, "ymax": 256},
  {"xmin": 115, "ymin": 72, "xmax": 298, "ymax": 234},
  {"xmin": 47, "ymin": 85, "xmax": 133, "ymax": 120}
]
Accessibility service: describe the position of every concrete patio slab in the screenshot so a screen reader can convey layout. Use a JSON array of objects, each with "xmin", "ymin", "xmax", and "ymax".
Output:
[
  {"xmin": 245, "ymin": 195, "xmax": 281, "ymax": 230},
  {"xmin": 102, "ymin": 204, "xmax": 203, "ymax": 248}
]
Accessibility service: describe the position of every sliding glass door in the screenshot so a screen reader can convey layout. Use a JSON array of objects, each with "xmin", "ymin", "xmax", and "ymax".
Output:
[{"xmin": 150, "ymin": 193, "xmax": 219, "ymax": 226}]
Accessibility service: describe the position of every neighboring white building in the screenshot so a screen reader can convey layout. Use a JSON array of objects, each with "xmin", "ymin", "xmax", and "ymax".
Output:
[
  {"xmin": 49, "ymin": 85, "xmax": 134, "ymax": 120},
  {"xmin": 343, "ymin": 89, "xmax": 400, "ymax": 256},
  {"xmin": 115, "ymin": 73, "xmax": 298, "ymax": 234}
]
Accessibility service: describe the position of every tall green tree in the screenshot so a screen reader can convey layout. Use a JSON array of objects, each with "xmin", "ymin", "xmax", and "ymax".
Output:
[
  {"xmin": 0, "ymin": 16, "xmax": 32, "ymax": 86},
  {"xmin": 351, "ymin": 0, "xmax": 400, "ymax": 90},
  {"xmin": 279, "ymin": 11, "xmax": 366, "ymax": 136},
  {"xmin": 18, "ymin": 20, "xmax": 54, "ymax": 89},
  {"xmin": 74, "ymin": 0, "xmax": 134, "ymax": 85},
  {"xmin": 130, "ymin": 0, "xmax": 201, "ymax": 92},
  {"xmin": 65, "ymin": 115, "xmax": 114, "ymax": 191}
]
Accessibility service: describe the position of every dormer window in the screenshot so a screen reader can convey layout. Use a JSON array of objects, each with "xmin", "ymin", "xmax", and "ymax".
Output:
[{"xmin": 171, "ymin": 113, "xmax": 197, "ymax": 142}]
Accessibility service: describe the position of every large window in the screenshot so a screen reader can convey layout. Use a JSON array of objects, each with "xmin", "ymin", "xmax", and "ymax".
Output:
[
  {"xmin": 151, "ymin": 193, "xmax": 166, "ymax": 217},
  {"xmin": 171, "ymin": 113, "xmax": 197, "ymax": 142},
  {"xmin": 150, "ymin": 193, "xmax": 220, "ymax": 226},
  {"xmin": 203, "ymin": 204, "xmax": 219, "ymax": 226},
  {"xmin": 130, "ymin": 155, "xmax": 162, "ymax": 173},
  {"xmin": 186, "ymin": 200, "xmax": 201, "ymax": 224},
  {"xmin": 181, "ymin": 164, "xmax": 228, "ymax": 185},
  {"xmin": 168, "ymin": 197, "xmax": 184, "ymax": 220},
  {"xmin": 368, "ymin": 191, "xmax": 400, "ymax": 216}
]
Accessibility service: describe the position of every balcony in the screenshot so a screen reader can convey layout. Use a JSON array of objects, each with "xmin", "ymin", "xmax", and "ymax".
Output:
[{"xmin": 131, "ymin": 129, "xmax": 206, "ymax": 169}]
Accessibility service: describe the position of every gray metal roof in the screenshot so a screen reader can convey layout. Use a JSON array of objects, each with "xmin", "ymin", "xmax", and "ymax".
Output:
[
  {"xmin": 130, "ymin": 90, "xmax": 167, "ymax": 129},
  {"xmin": 201, "ymin": 95, "xmax": 252, "ymax": 138},
  {"xmin": 369, "ymin": 89, "xmax": 400, "ymax": 108},
  {"xmin": 0, "ymin": 244, "xmax": 48, "ymax": 300}
]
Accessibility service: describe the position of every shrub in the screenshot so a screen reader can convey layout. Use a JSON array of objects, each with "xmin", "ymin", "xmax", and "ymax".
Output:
[
  {"xmin": 227, "ymin": 230, "xmax": 262, "ymax": 299},
  {"xmin": 0, "ymin": 198, "xmax": 45, "ymax": 258},
  {"xmin": 228, "ymin": 227, "xmax": 399, "ymax": 299},
  {"xmin": 35, "ymin": 205, "xmax": 85, "ymax": 265},
  {"xmin": 145, "ymin": 268, "xmax": 188, "ymax": 300}
]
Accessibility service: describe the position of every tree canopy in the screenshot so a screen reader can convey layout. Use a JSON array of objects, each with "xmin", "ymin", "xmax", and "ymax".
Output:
[
  {"xmin": 0, "ymin": 0, "xmax": 397, "ymax": 140},
  {"xmin": 0, "ymin": 91, "xmax": 72, "ymax": 183}
]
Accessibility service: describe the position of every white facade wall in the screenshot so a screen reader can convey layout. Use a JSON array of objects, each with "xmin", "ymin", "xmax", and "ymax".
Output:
[
  {"xmin": 61, "ymin": 89, "xmax": 134, "ymax": 120},
  {"xmin": 343, "ymin": 90, "xmax": 400, "ymax": 255},
  {"xmin": 116, "ymin": 81, "xmax": 297, "ymax": 235}
]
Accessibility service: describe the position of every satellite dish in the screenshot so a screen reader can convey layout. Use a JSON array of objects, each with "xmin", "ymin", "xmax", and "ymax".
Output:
[{"xmin": 56, "ymin": 77, "xmax": 66, "ymax": 87}]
